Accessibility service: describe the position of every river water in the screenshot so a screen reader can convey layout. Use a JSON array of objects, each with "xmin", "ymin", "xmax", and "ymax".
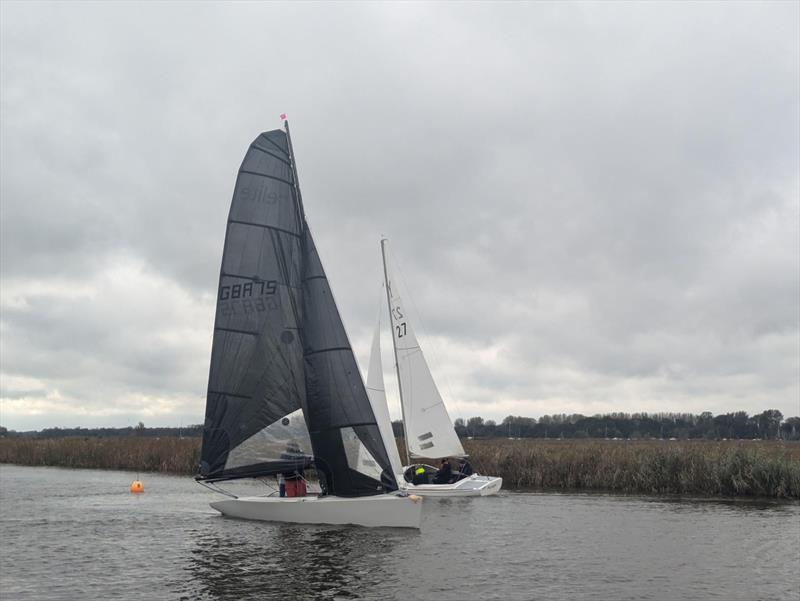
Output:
[{"xmin": 1, "ymin": 464, "xmax": 797, "ymax": 600}]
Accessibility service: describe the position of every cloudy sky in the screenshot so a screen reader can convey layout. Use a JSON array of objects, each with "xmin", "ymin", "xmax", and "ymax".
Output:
[{"xmin": 1, "ymin": 1, "xmax": 798, "ymax": 430}]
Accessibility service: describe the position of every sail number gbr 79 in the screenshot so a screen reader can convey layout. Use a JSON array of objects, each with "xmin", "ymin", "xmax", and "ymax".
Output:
[
  {"xmin": 218, "ymin": 280, "xmax": 278, "ymax": 317},
  {"xmin": 391, "ymin": 306, "xmax": 407, "ymax": 338}
]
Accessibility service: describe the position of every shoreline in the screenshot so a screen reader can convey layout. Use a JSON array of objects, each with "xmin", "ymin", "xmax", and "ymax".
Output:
[
  {"xmin": 1, "ymin": 437, "xmax": 798, "ymax": 499},
  {"xmin": 4, "ymin": 462, "xmax": 799, "ymax": 505}
]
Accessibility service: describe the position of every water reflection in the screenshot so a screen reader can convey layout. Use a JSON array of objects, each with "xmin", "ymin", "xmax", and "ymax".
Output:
[
  {"xmin": 642, "ymin": 495, "xmax": 799, "ymax": 515},
  {"xmin": 184, "ymin": 521, "xmax": 411, "ymax": 600}
]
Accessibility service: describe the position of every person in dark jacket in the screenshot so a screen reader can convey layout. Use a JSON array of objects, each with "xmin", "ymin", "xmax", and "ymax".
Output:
[
  {"xmin": 433, "ymin": 458, "xmax": 452, "ymax": 484},
  {"xmin": 456, "ymin": 458, "xmax": 474, "ymax": 480}
]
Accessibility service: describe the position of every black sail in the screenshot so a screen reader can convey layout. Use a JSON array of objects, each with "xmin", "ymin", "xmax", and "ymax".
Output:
[
  {"xmin": 199, "ymin": 125, "xmax": 397, "ymax": 496},
  {"xmin": 301, "ymin": 229, "xmax": 398, "ymax": 496},
  {"xmin": 199, "ymin": 130, "xmax": 311, "ymax": 481}
]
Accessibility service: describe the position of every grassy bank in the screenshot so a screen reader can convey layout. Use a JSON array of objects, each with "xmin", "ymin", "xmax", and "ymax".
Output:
[
  {"xmin": 1, "ymin": 437, "xmax": 798, "ymax": 499},
  {"xmin": 0, "ymin": 437, "xmax": 199, "ymax": 474},
  {"xmin": 462, "ymin": 439, "xmax": 800, "ymax": 499}
]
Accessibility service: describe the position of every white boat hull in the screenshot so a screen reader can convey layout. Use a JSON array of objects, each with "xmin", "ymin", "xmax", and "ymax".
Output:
[
  {"xmin": 402, "ymin": 474, "xmax": 503, "ymax": 497},
  {"xmin": 210, "ymin": 493, "xmax": 423, "ymax": 529}
]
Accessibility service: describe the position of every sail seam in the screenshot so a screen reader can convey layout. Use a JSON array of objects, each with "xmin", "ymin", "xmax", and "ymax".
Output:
[
  {"xmin": 303, "ymin": 275, "xmax": 327, "ymax": 282},
  {"xmin": 250, "ymin": 144, "xmax": 292, "ymax": 166},
  {"xmin": 310, "ymin": 422, "xmax": 378, "ymax": 433},
  {"xmin": 304, "ymin": 346, "xmax": 351, "ymax": 357},
  {"xmin": 261, "ymin": 134, "xmax": 291, "ymax": 158},
  {"xmin": 239, "ymin": 169, "xmax": 294, "ymax": 186},
  {"xmin": 215, "ymin": 327, "xmax": 259, "ymax": 336},
  {"xmin": 228, "ymin": 219, "xmax": 301, "ymax": 238},
  {"xmin": 208, "ymin": 390, "xmax": 250, "ymax": 399}
]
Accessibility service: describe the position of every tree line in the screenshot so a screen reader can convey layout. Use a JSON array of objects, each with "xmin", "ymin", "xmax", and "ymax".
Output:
[
  {"xmin": 1, "ymin": 409, "xmax": 798, "ymax": 441},
  {"xmin": 0, "ymin": 423, "xmax": 204, "ymax": 439},
  {"xmin": 442, "ymin": 409, "xmax": 798, "ymax": 441}
]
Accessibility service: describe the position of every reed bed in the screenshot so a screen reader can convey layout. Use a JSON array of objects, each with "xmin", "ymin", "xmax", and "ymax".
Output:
[
  {"xmin": 1, "ymin": 437, "xmax": 798, "ymax": 499},
  {"xmin": 0, "ymin": 437, "xmax": 199, "ymax": 474},
  {"xmin": 462, "ymin": 439, "xmax": 800, "ymax": 499}
]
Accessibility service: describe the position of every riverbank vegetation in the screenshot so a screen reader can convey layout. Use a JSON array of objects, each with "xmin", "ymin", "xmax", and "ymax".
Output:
[
  {"xmin": 1, "ymin": 437, "xmax": 797, "ymax": 499},
  {"xmin": 2, "ymin": 409, "xmax": 796, "ymax": 441},
  {"xmin": 462, "ymin": 439, "xmax": 800, "ymax": 499},
  {"xmin": 0, "ymin": 436, "xmax": 199, "ymax": 474}
]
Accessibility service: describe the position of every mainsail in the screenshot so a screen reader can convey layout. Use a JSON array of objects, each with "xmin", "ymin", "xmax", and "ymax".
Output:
[
  {"xmin": 381, "ymin": 239, "xmax": 467, "ymax": 460},
  {"xmin": 198, "ymin": 125, "xmax": 397, "ymax": 497}
]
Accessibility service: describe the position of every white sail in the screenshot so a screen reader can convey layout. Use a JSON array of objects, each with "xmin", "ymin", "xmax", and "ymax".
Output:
[
  {"xmin": 381, "ymin": 240, "xmax": 466, "ymax": 459},
  {"xmin": 365, "ymin": 316, "xmax": 405, "ymax": 479}
]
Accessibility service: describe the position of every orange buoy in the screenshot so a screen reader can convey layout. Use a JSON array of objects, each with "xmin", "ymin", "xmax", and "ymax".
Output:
[{"xmin": 130, "ymin": 480, "xmax": 144, "ymax": 493}]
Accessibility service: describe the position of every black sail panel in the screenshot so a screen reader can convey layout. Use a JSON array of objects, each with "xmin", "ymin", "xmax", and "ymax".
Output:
[
  {"xmin": 301, "ymin": 229, "xmax": 398, "ymax": 496},
  {"xmin": 199, "ymin": 130, "xmax": 311, "ymax": 481}
]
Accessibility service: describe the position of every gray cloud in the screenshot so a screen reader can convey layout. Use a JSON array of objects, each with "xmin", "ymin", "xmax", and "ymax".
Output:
[{"xmin": 1, "ymin": 2, "xmax": 797, "ymax": 429}]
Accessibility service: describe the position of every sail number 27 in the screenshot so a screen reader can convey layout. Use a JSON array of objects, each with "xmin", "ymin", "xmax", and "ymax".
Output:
[{"xmin": 391, "ymin": 306, "xmax": 406, "ymax": 338}]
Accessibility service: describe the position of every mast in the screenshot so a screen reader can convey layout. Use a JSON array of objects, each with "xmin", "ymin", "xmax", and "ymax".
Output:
[
  {"xmin": 284, "ymin": 119, "xmax": 306, "ymax": 228},
  {"xmin": 381, "ymin": 238, "xmax": 411, "ymax": 466}
]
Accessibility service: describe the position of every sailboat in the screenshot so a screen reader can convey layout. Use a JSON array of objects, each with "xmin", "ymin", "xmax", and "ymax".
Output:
[
  {"xmin": 367, "ymin": 238, "xmax": 503, "ymax": 497},
  {"xmin": 195, "ymin": 122, "xmax": 423, "ymax": 528}
]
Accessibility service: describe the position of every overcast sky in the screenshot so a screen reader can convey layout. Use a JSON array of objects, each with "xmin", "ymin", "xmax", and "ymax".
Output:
[{"xmin": 1, "ymin": 1, "xmax": 798, "ymax": 430}]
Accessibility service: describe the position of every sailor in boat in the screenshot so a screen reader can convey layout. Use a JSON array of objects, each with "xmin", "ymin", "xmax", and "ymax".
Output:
[
  {"xmin": 412, "ymin": 466, "xmax": 427, "ymax": 485},
  {"xmin": 432, "ymin": 458, "xmax": 453, "ymax": 484},
  {"xmin": 455, "ymin": 458, "xmax": 474, "ymax": 480},
  {"xmin": 280, "ymin": 440, "xmax": 307, "ymax": 497}
]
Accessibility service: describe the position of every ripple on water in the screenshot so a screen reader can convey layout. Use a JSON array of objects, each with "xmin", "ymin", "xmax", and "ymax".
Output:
[{"xmin": 1, "ymin": 465, "xmax": 798, "ymax": 601}]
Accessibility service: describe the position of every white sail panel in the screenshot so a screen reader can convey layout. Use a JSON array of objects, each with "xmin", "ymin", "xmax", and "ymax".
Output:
[
  {"xmin": 366, "ymin": 317, "xmax": 405, "ymax": 478},
  {"xmin": 224, "ymin": 409, "xmax": 312, "ymax": 472},
  {"xmin": 383, "ymin": 243, "xmax": 466, "ymax": 459}
]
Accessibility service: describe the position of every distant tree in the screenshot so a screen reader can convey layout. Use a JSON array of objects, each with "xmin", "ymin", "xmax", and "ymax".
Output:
[
  {"xmin": 756, "ymin": 410, "xmax": 783, "ymax": 440},
  {"xmin": 781, "ymin": 417, "xmax": 800, "ymax": 441},
  {"xmin": 134, "ymin": 421, "xmax": 146, "ymax": 436},
  {"xmin": 466, "ymin": 416, "xmax": 484, "ymax": 436}
]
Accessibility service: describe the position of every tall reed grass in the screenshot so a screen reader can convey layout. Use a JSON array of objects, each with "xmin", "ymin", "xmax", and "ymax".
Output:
[
  {"xmin": 1, "ymin": 437, "xmax": 797, "ymax": 498},
  {"xmin": 462, "ymin": 439, "xmax": 800, "ymax": 499},
  {"xmin": 0, "ymin": 437, "xmax": 199, "ymax": 474}
]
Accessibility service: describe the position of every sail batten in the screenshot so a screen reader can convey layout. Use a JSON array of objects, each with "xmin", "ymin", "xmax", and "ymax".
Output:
[
  {"xmin": 226, "ymin": 220, "xmax": 302, "ymax": 238},
  {"xmin": 250, "ymin": 144, "xmax": 292, "ymax": 165}
]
